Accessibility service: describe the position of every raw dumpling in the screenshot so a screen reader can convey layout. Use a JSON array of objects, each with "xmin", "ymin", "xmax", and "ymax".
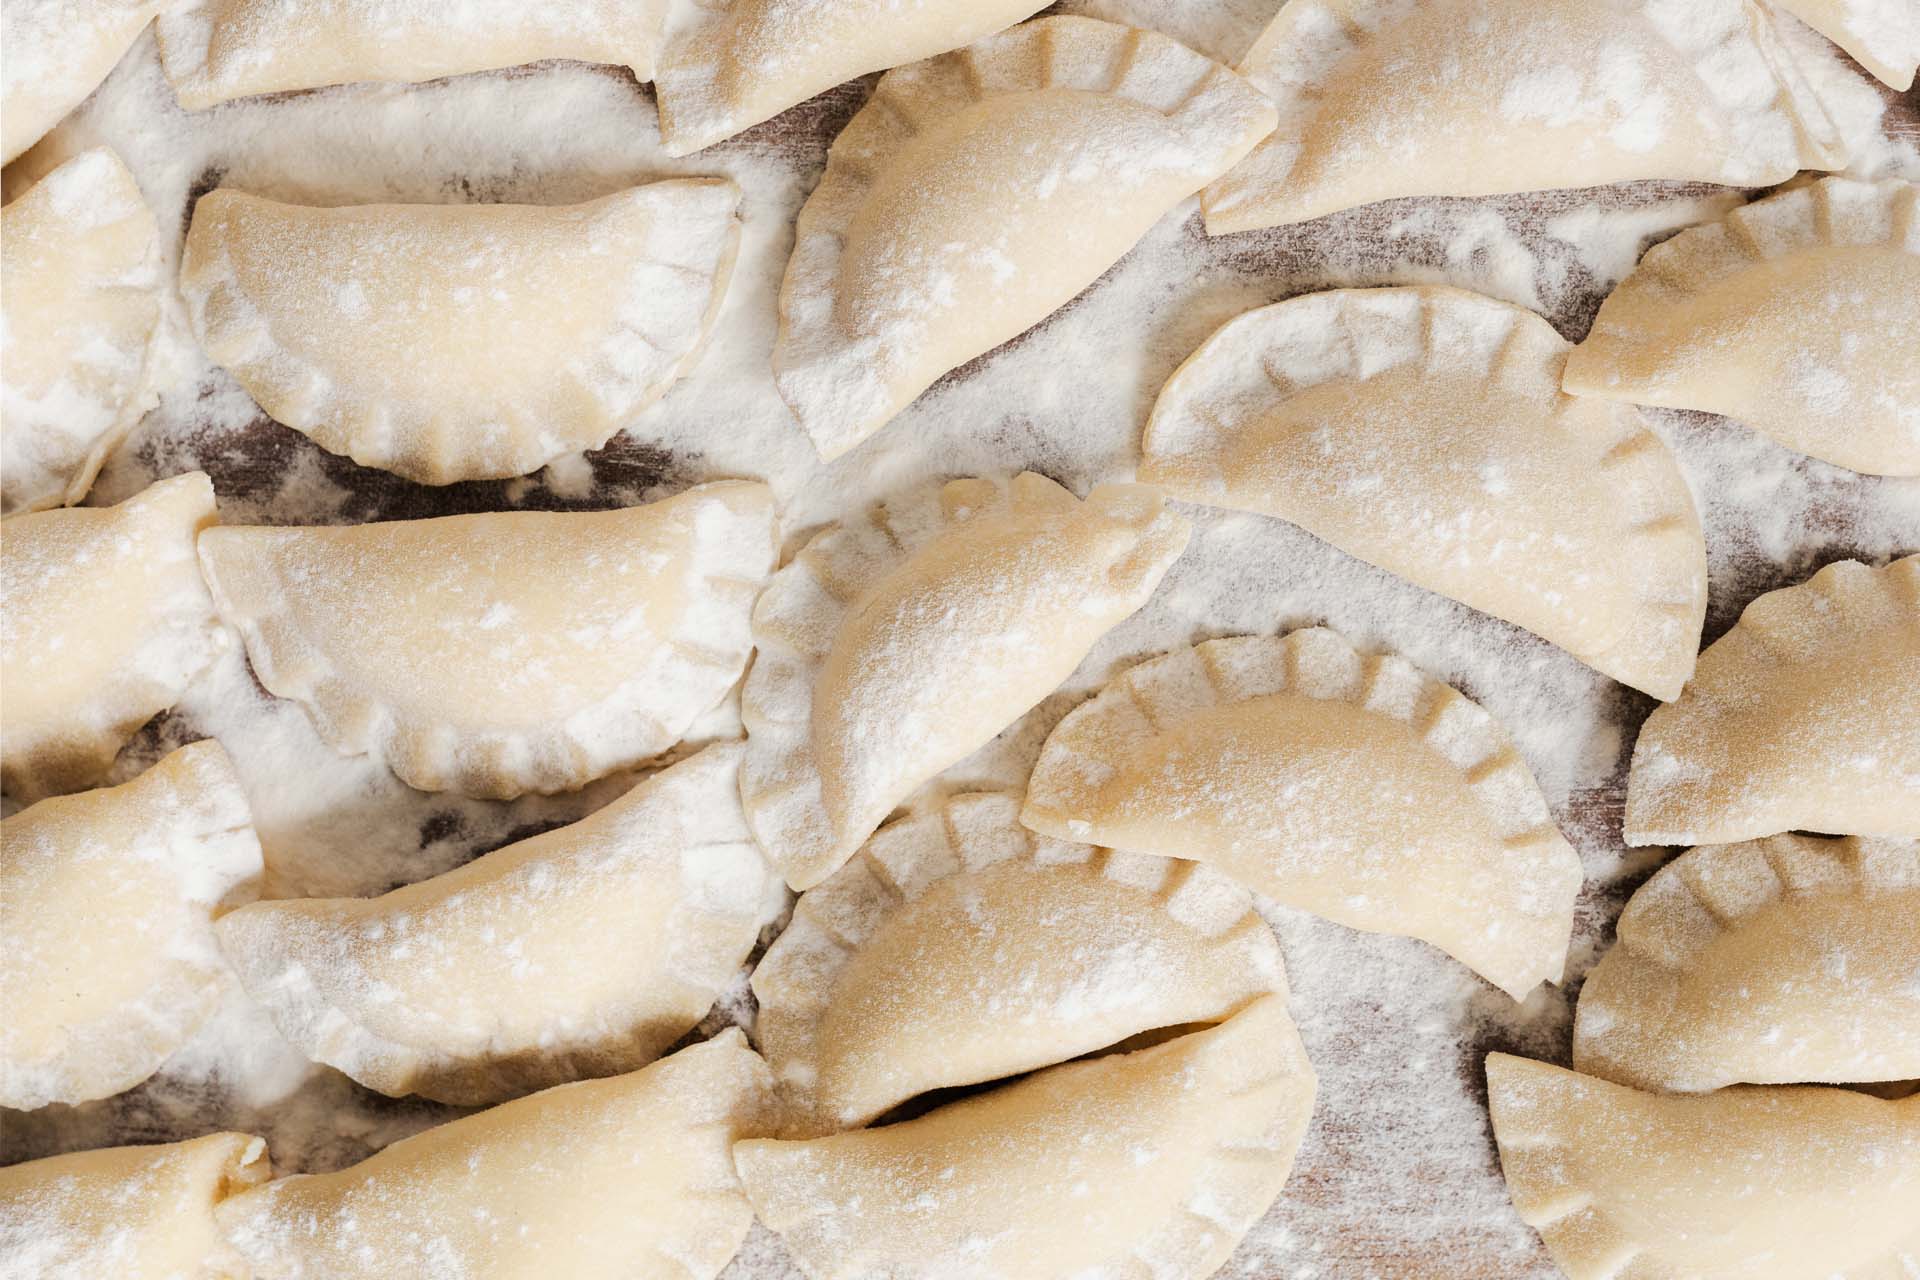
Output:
[
  {"xmin": 736, "ymin": 995, "xmax": 1315, "ymax": 1280},
  {"xmin": 1142, "ymin": 286, "xmax": 1707, "ymax": 699},
  {"xmin": 1564, "ymin": 177, "xmax": 1920, "ymax": 477},
  {"xmin": 216, "ymin": 744, "xmax": 769, "ymax": 1105},
  {"xmin": 157, "ymin": 0, "xmax": 670, "ymax": 109},
  {"xmin": 0, "ymin": 1, "xmax": 166, "ymax": 164},
  {"xmin": 1773, "ymin": 0, "xmax": 1919, "ymax": 89},
  {"xmin": 2, "ymin": 147, "xmax": 167, "ymax": 516},
  {"xmin": 180, "ymin": 182, "xmax": 742, "ymax": 484},
  {"xmin": 741, "ymin": 472, "xmax": 1190, "ymax": 890},
  {"xmin": 1487, "ymin": 1053, "xmax": 1920, "ymax": 1280},
  {"xmin": 0, "ymin": 740, "xmax": 263, "ymax": 1110},
  {"xmin": 219, "ymin": 1032, "xmax": 770, "ymax": 1280},
  {"xmin": 655, "ymin": 0, "xmax": 1047, "ymax": 155},
  {"xmin": 0, "ymin": 1132, "xmax": 270, "ymax": 1280},
  {"xmin": 1201, "ymin": 0, "xmax": 1846, "ymax": 233},
  {"xmin": 1, "ymin": 471, "xmax": 228, "ymax": 802},
  {"xmin": 1022, "ymin": 629, "xmax": 1584, "ymax": 1000},
  {"xmin": 774, "ymin": 16, "xmax": 1276, "ymax": 459},
  {"xmin": 198, "ymin": 481, "xmax": 776, "ymax": 799},
  {"xmin": 1574, "ymin": 833, "xmax": 1920, "ymax": 1093},
  {"xmin": 753, "ymin": 791, "xmax": 1286, "ymax": 1135},
  {"xmin": 1626, "ymin": 554, "xmax": 1920, "ymax": 845}
]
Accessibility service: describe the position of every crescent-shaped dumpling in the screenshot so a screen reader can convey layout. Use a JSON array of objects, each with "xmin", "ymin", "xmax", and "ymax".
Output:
[
  {"xmin": 655, "ymin": 0, "xmax": 1047, "ymax": 155},
  {"xmin": 736, "ymin": 996, "xmax": 1315, "ymax": 1280},
  {"xmin": 180, "ymin": 182, "xmax": 742, "ymax": 484},
  {"xmin": 1021, "ymin": 629, "xmax": 1584, "ymax": 1000},
  {"xmin": 1201, "ymin": 0, "xmax": 1846, "ymax": 234},
  {"xmin": 1488, "ymin": 1053, "xmax": 1920, "ymax": 1280},
  {"xmin": 1573, "ymin": 833, "xmax": 1920, "ymax": 1093},
  {"xmin": 0, "ymin": 2, "xmax": 165, "ymax": 164},
  {"xmin": 1, "ymin": 471, "xmax": 229, "ymax": 802},
  {"xmin": 1564, "ymin": 177, "xmax": 1920, "ymax": 477},
  {"xmin": 0, "ymin": 1132, "xmax": 271, "ymax": 1280},
  {"xmin": 774, "ymin": 15, "xmax": 1276, "ymax": 459},
  {"xmin": 0, "ymin": 740, "xmax": 263, "ymax": 1111},
  {"xmin": 218, "ymin": 1032, "xmax": 770, "ymax": 1280},
  {"xmin": 215, "ymin": 744, "xmax": 769, "ymax": 1105},
  {"xmin": 156, "ymin": 0, "xmax": 669, "ymax": 109},
  {"xmin": 2, "ymin": 147, "xmax": 168, "ymax": 516},
  {"xmin": 1626, "ymin": 554, "xmax": 1920, "ymax": 846},
  {"xmin": 741, "ymin": 472, "xmax": 1190, "ymax": 891},
  {"xmin": 1142, "ymin": 286, "xmax": 1707, "ymax": 699},
  {"xmin": 197, "ymin": 480, "xmax": 777, "ymax": 800},
  {"xmin": 1773, "ymin": 0, "xmax": 1919, "ymax": 90},
  {"xmin": 752, "ymin": 791, "xmax": 1285, "ymax": 1136}
]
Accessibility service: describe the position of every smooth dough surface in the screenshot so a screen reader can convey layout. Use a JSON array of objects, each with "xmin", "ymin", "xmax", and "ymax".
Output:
[
  {"xmin": 1, "ymin": 471, "xmax": 229, "ymax": 802},
  {"xmin": 0, "ymin": 740, "xmax": 263, "ymax": 1110},
  {"xmin": 655, "ymin": 0, "xmax": 1047, "ymax": 155},
  {"xmin": 0, "ymin": 1132, "xmax": 270, "ymax": 1280},
  {"xmin": 737, "ymin": 996, "xmax": 1315, "ymax": 1280},
  {"xmin": 217, "ymin": 743, "xmax": 769, "ymax": 1104},
  {"xmin": 1625, "ymin": 554, "xmax": 1920, "ymax": 845},
  {"xmin": 752, "ymin": 791, "xmax": 1285, "ymax": 1135},
  {"xmin": 1564, "ymin": 177, "xmax": 1920, "ymax": 477},
  {"xmin": 774, "ymin": 15, "xmax": 1276, "ymax": 459},
  {"xmin": 1022, "ymin": 629, "xmax": 1584, "ymax": 1000},
  {"xmin": 1574, "ymin": 834, "xmax": 1920, "ymax": 1092},
  {"xmin": 218, "ymin": 1032, "xmax": 770, "ymax": 1280},
  {"xmin": 198, "ymin": 481, "xmax": 776, "ymax": 799},
  {"xmin": 1201, "ymin": 0, "xmax": 1846, "ymax": 233},
  {"xmin": 180, "ymin": 182, "xmax": 742, "ymax": 484},
  {"xmin": 1488, "ymin": 1054, "xmax": 1920, "ymax": 1280},
  {"xmin": 0, "ymin": 0, "xmax": 165, "ymax": 164},
  {"xmin": 741, "ymin": 472, "xmax": 1190, "ymax": 891},
  {"xmin": 1143, "ymin": 286, "xmax": 1707, "ymax": 699},
  {"xmin": 1773, "ymin": 0, "xmax": 1920, "ymax": 89}
]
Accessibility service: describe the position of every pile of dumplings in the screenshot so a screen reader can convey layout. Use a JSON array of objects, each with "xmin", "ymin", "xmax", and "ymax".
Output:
[{"xmin": 2, "ymin": 1, "xmax": 1918, "ymax": 1278}]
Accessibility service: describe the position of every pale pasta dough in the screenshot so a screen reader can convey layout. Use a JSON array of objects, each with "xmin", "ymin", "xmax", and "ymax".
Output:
[
  {"xmin": 774, "ymin": 15, "xmax": 1276, "ymax": 459},
  {"xmin": 1142, "ymin": 286, "xmax": 1707, "ymax": 699},
  {"xmin": 741, "ymin": 472, "xmax": 1190, "ymax": 891},
  {"xmin": 753, "ymin": 792, "xmax": 1285, "ymax": 1136},
  {"xmin": 1, "ymin": 147, "xmax": 167, "ymax": 516},
  {"xmin": 1488, "ymin": 1053, "xmax": 1920, "ymax": 1280},
  {"xmin": 1773, "ymin": 0, "xmax": 1920, "ymax": 89},
  {"xmin": 1022, "ymin": 629, "xmax": 1584, "ymax": 1000},
  {"xmin": 180, "ymin": 181, "xmax": 743, "ymax": 484},
  {"xmin": 1202, "ymin": 0, "xmax": 1846, "ymax": 233},
  {"xmin": 1574, "ymin": 833, "xmax": 1920, "ymax": 1093},
  {"xmin": 1564, "ymin": 177, "xmax": 1920, "ymax": 477},
  {"xmin": 197, "ymin": 481, "xmax": 776, "ymax": 799},
  {"xmin": 736, "ymin": 996, "xmax": 1315, "ymax": 1280},
  {"xmin": 0, "ymin": 0, "xmax": 166, "ymax": 164},
  {"xmin": 0, "ymin": 741, "xmax": 263, "ymax": 1111},
  {"xmin": 1, "ymin": 471, "xmax": 228, "ymax": 802},
  {"xmin": 1626, "ymin": 554, "xmax": 1920, "ymax": 845},
  {"xmin": 218, "ymin": 1032, "xmax": 770, "ymax": 1280},
  {"xmin": 216, "ymin": 744, "xmax": 769, "ymax": 1105}
]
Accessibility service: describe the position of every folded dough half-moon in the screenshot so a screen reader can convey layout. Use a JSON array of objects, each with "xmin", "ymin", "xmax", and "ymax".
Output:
[
  {"xmin": 181, "ymin": 182, "xmax": 742, "ymax": 485},
  {"xmin": 216, "ymin": 743, "xmax": 768, "ymax": 1105},
  {"xmin": 2, "ymin": 147, "xmax": 167, "ymax": 516},
  {"xmin": 774, "ymin": 15, "xmax": 1276, "ymax": 459},
  {"xmin": 1564, "ymin": 177, "xmax": 1920, "ymax": 477},
  {"xmin": 1, "ymin": 471, "xmax": 229, "ymax": 802},
  {"xmin": 1574, "ymin": 833, "xmax": 1920, "ymax": 1093},
  {"xmin": 1022, "ymin": 629, "xmax": 1584, "ymax": 1000},
  {"xmin": 753, "ymin": 791, "xmax": 1285, "ymax": 1136},
  {"xmin": 219, "ymin": 1031, "xmax": 769, "ymax": 1280},
  {"xmin": 1487, "ymin": 1053, "xmax": 1920, "ymax": 1280},
  {"xmin": 741, "ymin": 472, "xmax": 1190, "ymax": 891},
  {"xmin": 1201, "ymin": 0, "xmax": 1846, "ymax": 233},
  {"xmin": 0, "ymin": 1132, "xmax": 271, "ymax": 1280},
  {"xmin": 0, "ymin": 1, "xmax": 166, "ymax": 164},
  {"xmin": 1626, "ymin": 554, "xmax": 1920, "ymax": 845},
  {"xmin": 0, "ymin": 740, "xmax": 263, "ymax": 1111},
  {"xmin": 655, "ymin": 0, "xmax": 1048, "ymax": 156},
  {"xmin": 736, "ymin": 995, "xmax": 1315, "ymax": 1280},
  {"xmin": 1143, "ymin": 286, "xmax": 1707, "ymax": 699},
  {"xmin": 198, "ymin": 481, "xmax": 777, "ymax": 799},
  {"xmin": 1773, "ymin": 0, "xmax": 1920, "ymax": 89}
]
